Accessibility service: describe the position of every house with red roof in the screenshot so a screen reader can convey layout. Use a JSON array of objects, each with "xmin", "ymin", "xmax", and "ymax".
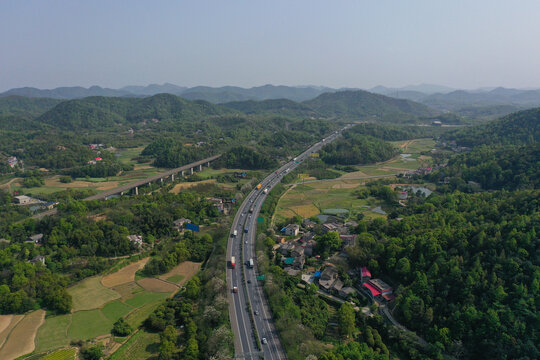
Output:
[{"xmin": 362, "ymin": 278, "xmax": 395, "ymax": 302}]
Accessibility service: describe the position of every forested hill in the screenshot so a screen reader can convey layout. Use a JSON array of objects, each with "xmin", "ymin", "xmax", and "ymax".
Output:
[
  {"xmin": 36, "ymin": 93, "xmax": 228, "ymax": 130},
  {"xmin": 304, "ymin": 90, "xmax": 439, "ymax": 120},
  {"xmin": 446, "ymin": 107, "xmax": 540, "ymax": 146},
  {"xmin": 0, "ymin": 96, "xmax": 62, "ymax": 119},
  {"xmin": 221, "ymin": 98, "xmax": 317, "ymax": 117}
]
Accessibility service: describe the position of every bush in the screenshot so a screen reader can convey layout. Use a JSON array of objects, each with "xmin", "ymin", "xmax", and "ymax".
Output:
[
  {"xmin": 59, "ymin": 175, "xmax": 73, "ymax": 183},
  {"xmin": 80, "ymin": 344, "xmax": 104, "ymax": 360}
]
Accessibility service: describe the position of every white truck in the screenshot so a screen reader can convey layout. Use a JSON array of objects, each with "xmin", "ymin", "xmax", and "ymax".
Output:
[
  {"xmin": 263, "ymin": 188, "xmax": 268, "ymax": 194},
  {"xmin": 249, "ymin": 258, "xmax": 254, "ymax": 268},
  {"xmin": 232, "ymin": 229, "xmax": 237, "ymax": 237}
]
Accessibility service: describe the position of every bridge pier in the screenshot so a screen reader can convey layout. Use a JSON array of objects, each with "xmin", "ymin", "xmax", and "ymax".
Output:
[
  {"xmin": 171, "ymin": 174, "xmax": 175, "ymax": 182},
  {"xmin": 134, "ymin": 186, "xmax": 138, "ymax": 195},
  {"xmin": 160, "ymin": 177, "xmax": 163, "ymax": 183},
  {"xmin": 207, "ymin": 161, "xmax": 210, "ymax": 167},
  {"xmin": 190, "ymin": 168, "xmax": 194, "ymax": 175},
  {"xmin": 199, "ymin": 164, "xmax": 203, "ymax": 171}
]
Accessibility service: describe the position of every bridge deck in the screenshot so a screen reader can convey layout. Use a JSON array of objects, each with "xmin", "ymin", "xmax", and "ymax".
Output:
[{"xmin": 84, "ymin": 154, "xmax": 221, "ymax": 201}]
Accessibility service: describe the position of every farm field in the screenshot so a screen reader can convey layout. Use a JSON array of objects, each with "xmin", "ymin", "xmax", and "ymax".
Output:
[
  {"xmin": 68, "ymin": 276, "xmax": 121, "ymax": 311},
  {"xmin": 0, "ymin": 310, "xmax": 45, "ymax": 360},
  {"xmin": 102, "ymin": 258, "xmax": 150, "ymax": 288},
  {"xmin": 41, "ymin": 348, "xmax": 77, "ymax": 360},
  {"xmin": 159, "ymin": 261, "xmax": 202, "ymax": 285},
  {"xmin": 109, "ymin": 330, "xmax": 160, "ymax": 360},
  {"xmin": 25, "ymin": 257, "xmax": 200, "ymax": 358},
  {"xmin": 274, "ymin": 180, "xmax": 385, "ymax": 223}
]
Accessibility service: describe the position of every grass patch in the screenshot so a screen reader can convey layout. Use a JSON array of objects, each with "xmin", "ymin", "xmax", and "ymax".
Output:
[
  {"xmin": 68, "ymin": 310, "xmax": 113, "ymax": 340},
  {"xmin": 35, "ymin": 314, "xmax": 72, "ymax": 352},
  {"xmin": 125, "ymin": 291, "xmax": 169, "ymax": 308},
  {"xmin": 68, "ymin": 276, "xmax": 120, "ymax": 311},
  {"xmin": 165, "ymin": 274, "xmax": 185, "ymax": 283},
  {"xmin": 42, "ymin": 348, "xmax": 77, "ymax": 360},
  {"xmin": 109, "ymin": 330, "xmax": 160, "ymax": 360},
  {"xmin": 125, "ymin": 301, "xmax": 167, "ymax": 328},
  {"xmin": 101, "ymin": 300, "xmax": 134, "ymax": 322}
]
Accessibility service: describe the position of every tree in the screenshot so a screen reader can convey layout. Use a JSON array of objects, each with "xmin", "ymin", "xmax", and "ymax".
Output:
[
  {"xmin": 81, "ymin": 344, "xmax": 104, "ymax": 360},
  {"xmin": 338, "ymin": 302, "xmax": 355, "ymax": 338},
  {"xmin": 112, "ymin": 317, "xmax": 132, "ymax": 336}
]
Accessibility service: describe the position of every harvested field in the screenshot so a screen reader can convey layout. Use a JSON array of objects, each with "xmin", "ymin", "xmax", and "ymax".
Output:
[
  {"xmin": 0, "ymin": 315, "xmax": 13, "ymax": 336},
  {"xmin": 125, "ymin": 292, "xmax": 170, "ymax": 308},
  {"xmin": 339, "ymin": 170, "xmax": 369, "ymax": 178},
  {"xmin": 137, "ymin": 278, "xmax": 178, "ymax": 293},
  {"xmin": 35, "ymin": 314, "xmax": 72, "ymax": 352},
  {"xmin": 159, "ymin": 261, "xmax": 202, "ymax": 285},
  {"xmin": 0, "ymin": 310, "xmax": 45, "ymax": 360},
  {"xmin": 111, "ymin": 282, "xmax": 145, "ymax": 300},
  {"xmin": 169, "ymin": 179, "xmax": 217, "ymax": 193},
  {"xmin": 102, "ymin": 258, "xmax": 149, "ymax": 288},
  {"xmin": 0, "ymin": 315, "xmax": 24, "ymax": 348},
  {"xmin": 68, "ymin": 276, "xmax": 120, "ymax": 311}
]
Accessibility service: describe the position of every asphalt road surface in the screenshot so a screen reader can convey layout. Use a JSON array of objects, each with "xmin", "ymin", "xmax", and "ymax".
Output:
[{"xmin": 226, "ymin": 125, "xmax": 350, "ymax": 359}]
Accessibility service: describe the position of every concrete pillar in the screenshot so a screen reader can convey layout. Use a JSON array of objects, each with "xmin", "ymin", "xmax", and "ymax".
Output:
[
  {"xmin": 134, "ymin": 186, "xmax": 138, "ymax": 195},
  {"xmin": 190, "ymin": 168, "xmax": 194, "ymax": 175},
  {"xmin": 207, "ymin": 161, "xmax": 210, "ymax": 167},
  {"xmin": 120, "ymin": 192, "xmax": 124, "ymax": 196},
  {"xmin": 181, "ymin": 170, "xmax": 185, "ymax": 176},
  {"xmin": 199, "ymin": 164, "xmax": 203, "ymax": 171},
  {"xmin": 160, "ymin": 178, "xmax": 163, "ymax": 183},
  {"xmin": 171, "ymin": 174, "xmax": 175, "ymax": 182}
]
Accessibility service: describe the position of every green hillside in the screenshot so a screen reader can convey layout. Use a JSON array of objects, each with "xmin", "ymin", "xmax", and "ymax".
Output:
[
  {"xmin": 446, "ymin": 107, "xmax": 540, "ymax": 146},
  {"xmin": 36, "ymin": 94, "xmax": 228, "ymax": 130},
  {"xmin": 0, "ymin": 96, "xmax": 62, "ymax": 119},
  {"xmin": 222, "ymin": 98, "xmax": 317, "ymax": 117},
  {"xmin": 304, "ymin": 90, "xmax": 438, "ymax": 120}
]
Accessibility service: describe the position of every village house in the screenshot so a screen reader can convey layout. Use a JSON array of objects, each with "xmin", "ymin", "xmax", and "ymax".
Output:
[
  {"xmin": 282, "ymin": 224, "xmax": 299, "ymax": 237},
  {"xmin": 172, "ymin": 218, "xmax": 191, "ymax": 232},
  {"xmin": 127, "ymin": 234, "xmax": 143, "ymax": 249},
  {"xmin": 319, "ymin": 266, "xmax": 339, "ymax": 291},
  {"xmin": 321, "ymin": 223, "xmax": 338, "ymax": 233},
  {"xmin": 291, "ymin": 245, "xmax": 305, "ymax": 258},
  {"xmin": 278, "ymin": 242, "xmax": 295, "ymax": 255},
  {"xmin": 7, "ymin": 156, "xmax": 17, "ymax": 167},
  {"xmin": 30, "ymin": 255, "xmax": 46, "ymax": 265},
  {"xmin": 362, "ymin": 278, "xmax": 394, "ymax": 302},
  {"xmin": 26, "ymin": 234, "xmax": 43, "ymax": 244},
  {"xmin": 14, "ymin": 195, "xmax": 38, "ymax": 205},
  {"xmin": 44, "ymin": 201, "xmax": 59, "ymax": 210},
  {"xmin": 302, "ymin": 218, "xmax": 317, "ymax": 229},
  {"xmin": 339, "ymin": 286, "xmax": 356, "ymax": 299},
  {"xmin": 340, "ymin": 234, "xmax": 357, "ymax": 248},
  {"xmin": 302, "ymin": 239, "xmax": 317, "ymax": 256}
]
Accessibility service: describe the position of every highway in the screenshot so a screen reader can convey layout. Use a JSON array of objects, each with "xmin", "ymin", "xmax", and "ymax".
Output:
[{"xmin": 226, "ymin": 125, "xmax": 350, "ymax": 359}]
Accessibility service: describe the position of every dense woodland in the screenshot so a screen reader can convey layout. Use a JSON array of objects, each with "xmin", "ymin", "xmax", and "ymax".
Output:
[{"xmin": 320, "ymin": 131, "xmax": 398, "ymax": 165}]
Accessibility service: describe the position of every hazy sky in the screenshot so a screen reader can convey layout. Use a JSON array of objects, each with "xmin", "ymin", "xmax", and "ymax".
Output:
[{"xmin": 1, "ymin": 0, "xmax": 540, "ymax": 91}]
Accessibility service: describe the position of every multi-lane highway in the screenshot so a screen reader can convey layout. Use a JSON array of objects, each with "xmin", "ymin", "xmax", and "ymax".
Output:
[{"xmin": 226, "ymin": 125, "xmax": 350, "ymax": 359}]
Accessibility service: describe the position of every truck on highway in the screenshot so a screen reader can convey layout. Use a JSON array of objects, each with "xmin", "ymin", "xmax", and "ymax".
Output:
[
  {"xmin": 256, "ymin": 183, "xmax": 262, "ymax": 190},
  {"xmin": 263, "ymin": 188, "xmax": 268, "ymax": 194},
  {"xmin": 231, "ymin": 256, "xmax": 236, "ymax": 269},
  {"xmin": 232, "ymin": 229, "xmax": 237, "ymax": 237},
  {"xmin": 233, "ymin": 286, "xmax": 238, "ymax": 293},
  {"xmin": 249, "ymin": 206, "xmax": 254, "ymax": 213},
  {"xmin": 249, "ymin": 258, "xmax": 254, "ymax": 268}
]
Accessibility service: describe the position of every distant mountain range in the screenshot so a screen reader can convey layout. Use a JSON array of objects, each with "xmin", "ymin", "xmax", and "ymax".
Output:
[
  {"xmin": 369, "ymin": 85, "xmax": 540, "ymax": 119},
  {"xmin": 0, "ymin": 84, "xmax": 337, "ymax": 103},
  {"xmin": 3, "ymin": 83, "xmax": 540, "ymax": 120}
]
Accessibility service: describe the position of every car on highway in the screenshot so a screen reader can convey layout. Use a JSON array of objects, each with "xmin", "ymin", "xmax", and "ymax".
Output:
[
  {"xmin": 254, "ymin": 310, "xmax": 259, "ymax": 315},
  {"xmin": 262, "ymin": 337, "xmax": 267, "ymax": 344}
]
